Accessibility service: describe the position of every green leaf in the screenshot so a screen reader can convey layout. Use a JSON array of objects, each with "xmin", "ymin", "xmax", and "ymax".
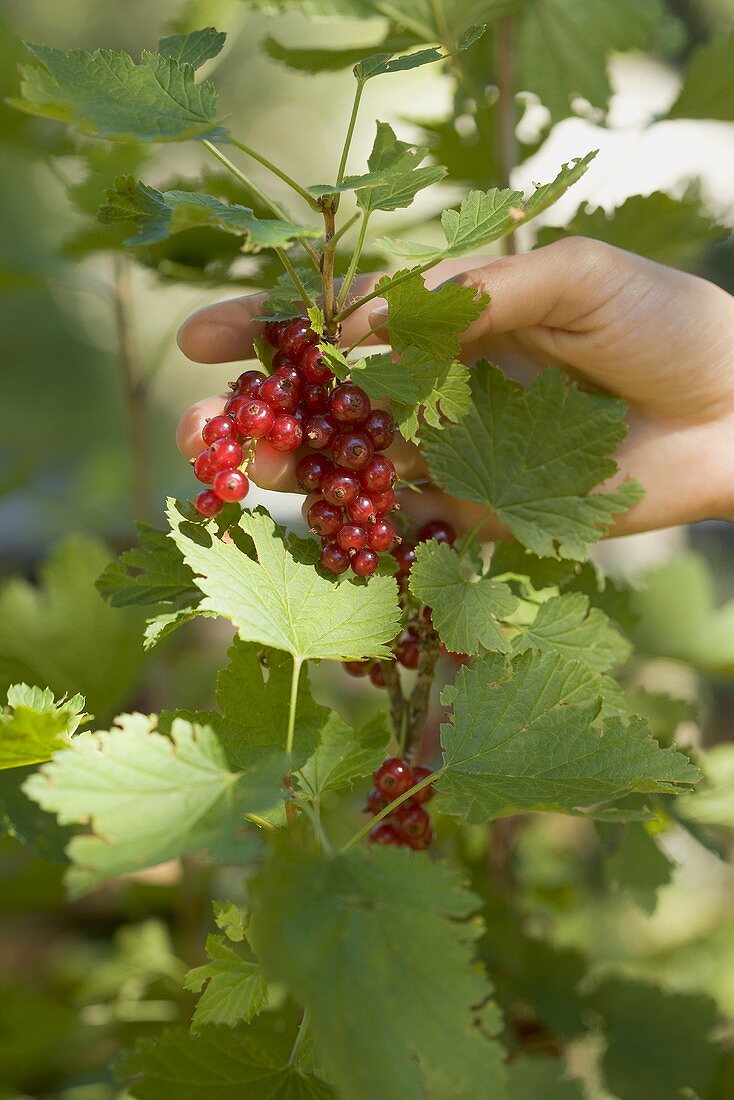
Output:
[
  {"xmin": 263, "ymin": 30, "xmax": 419, "ymax": 74},
  {"xmin": 327, "ymin": 348, "xmax": 420, "ymax": 404},
  {"xmin": 296, "ymin": 711, "xmax": 391, "ymax": 797},
  {"xmin": 0, "ymin": 684, "xmax": 88, "ymax": 771},
  {"xmin": 118, "ymin": 1024, "xmax": 336, "ymax": 1099},
  {"xmin": 630, "ymin": 552, "xmax": 734, "ymax": 676},
  {"xmin": 97, "ymin": 521, "xmax": 199, "ymax": 608},
  {"xmin": 354, "ymin": 46, "xmax": 443, "ymax": 81},
  {"xmin": 167, "ymin": 504, "xmax": 400, "ymax": 663},
  {"xmin": 507, "ymin": 1057, "xmax": 584, "ymax": 1100},
  {"xmin": 185, "ymin": 934, "xmax": 267, "ymax": 1033},
  {"xmin": 668, "ymin": 32, "xmax": 734, "ymax": 120},
  {"xmin": 262, "ymin": 266, "xmax": 324, "ymax": 319},
  {"xmin": 377, "ymin": 269, "xmax": 488, "ymax": 360},
  {"xmin": 392, "ymin": 347, "xmax": 473, "ymax": 441},
  {"xmin": 250, "ymin": 848, "xmax": 507, "ymax": 1100},
  {"xmin": 537, "ymin": 190, "xmax": 729, "ymax": 270},
  {"xmin": 603, "ymin": 823, "xmax": 674, "ymax": 913},
  {"xmin": 11, "ymin": 42, "xmax": 224, "ymax": 142},
  {"xmin": 421, "ymin": 363, "xmax": 644, "ymax": 560},
  {"xmin": 438, "ymin": 650, "xmax": 699, "ymax": 823},
  {"xmin": 355, "ymin": 122, "xmax": 447, "ymax": 213},
  {"xmin": 512, "ymin": 593, "xmax": 631, "ymax": 673},
  {"xmin": 24, "ymin": 714, "xmax": 284, "ymax": 896},
  {"xmin": 409, "ymin": 542, "xmax": 518, "ymax": 654},
  {"xmin": 213, "ymin": 900, "xmax": 247, "ymax": 942},
  {"xmin": 156, "ymin": 28, "xmax": 227, "ymax": 68}
]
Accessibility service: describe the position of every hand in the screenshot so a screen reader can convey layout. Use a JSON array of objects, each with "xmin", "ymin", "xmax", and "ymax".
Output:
[{"xmin": 176, "ymin": 238, "xmax": 734, "ymax": 539}]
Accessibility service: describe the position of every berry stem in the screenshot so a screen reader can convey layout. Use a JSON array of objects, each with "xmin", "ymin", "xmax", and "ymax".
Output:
[
  {"xmin": 336, "ymin": 79, "xmax": 365, "ymax": 185},
  {"xmin": 341, "ymin": 768, "xmax": 443, "ymax": 853},
  {"xmin": 286, "ymin": 655, "xmax": 303, "ymax": 757},
  {"xmin": 382, "ymin": 659, "xmax": 407, "ymax": 743},
  {"xmin": 229, "ymin": 136, "xmax": 322, "ymax": 211},
  {"xmin": 405, "ymin": 618, "xmax": 442, "ymax": 752},
  {"xmin": 336, "ymin": 212, "xmax": 370, "ymax": 312}
]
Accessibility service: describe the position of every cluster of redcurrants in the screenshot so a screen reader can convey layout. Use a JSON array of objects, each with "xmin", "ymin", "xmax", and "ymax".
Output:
[{"xmin": 367, "ymin": 757, "xmax": 435, "ymax": 849}]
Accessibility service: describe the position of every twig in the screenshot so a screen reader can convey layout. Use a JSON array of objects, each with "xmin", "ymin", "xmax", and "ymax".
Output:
[
  {"xmin": 405, "ymin": 621, "xmax": 441, "ymax": 753},
  {"xmin": 382, "ymin": 659, "xmax": 406, "ymax": 743}
]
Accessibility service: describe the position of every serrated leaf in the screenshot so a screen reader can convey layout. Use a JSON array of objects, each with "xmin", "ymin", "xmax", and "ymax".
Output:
[
  {"xmin": 262, "ymin": 266, "xmax": 323, "ymax": 319},
  {"xmin": 393, "ymin": 347, "xmax": 472, "ymax": 441},
  {"xmin": 250, "ymin": 848, "xmax": 507, "ymax": 1100},
  {"xmin": 24, "ymin": 715, "xmax": 285, "ymax": 896},
  {"xmin": 0, "ymin": 684, "xmax": 88, "ymax": 771},
  {"xmin": 513, "ymin": 593, "xmax": 631, "ymax": 673},
  {"xmin": 353, "ymin": 25, "xmax": 485, "ymax": 81},
  {"xmin": 118, "ymin": 1025, "xmax": 335, "ymax": 1099},
  {"xmin": 340, "ymin": 350, "xmax": 420, "ymax": 403},
  {"xmin": 213, "ymin": 900, "xmax": 247, "ymax": 942},
  {"xmin": 97, "ymin": 522, "xmax": 199, "ymax": 608},
  {"xmin": 668, "ymin": 32, "xmax": 734, "ymax": 121},
  {"xmin": 157, "ymin": 28, "xmax": 227, "ymax": 68},
  {"xmin": 507, "ymin": 1057, "xmax": 584, "ymax": 1100},
  {"xmin": 263, "ymin": 30, "xmax": 419, "ymax": 74},
  {"xmin": 409, "ymin": 542, "xmax": 518, "ymax": 654},
  {"xmin": 438, "ymin": 650, "xmax": 699, "ymax": 823},
  {"xmin": 422, "ymin": 363, "xmax": 644, "ymax": 560},
  {"xmin": 351, "ymin": 122, "xmax": 447, "ymax": 214},
  {"xmin": 603, "ymin": 823, "xmax": 674, "ymax": 913},
  {"xmin": 377, "ymin": 269, "xmax": 488, "ymax": 360},
  {"xmin": 185, "ymin": 935, "xmax": 267, "ymax": 1033},
  {"xmin": 11, "ymin": 42, "xmax": 224, "ymax": 142},
  {"xmin": 167, "ymin": 504, "xmax": 400, "ymax": 663},
  {"xmin": 296, "ymin": 711, "xmax": 390, "ymax": 797}
]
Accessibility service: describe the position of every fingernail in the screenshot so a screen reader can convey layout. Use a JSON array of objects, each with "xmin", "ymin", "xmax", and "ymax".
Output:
[{"xmin": 369, "ymin": 305, "xmax": 388, "ymax": 323}]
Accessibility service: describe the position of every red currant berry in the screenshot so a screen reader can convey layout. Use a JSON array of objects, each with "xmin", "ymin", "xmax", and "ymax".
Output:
[
  {"xmin": 304, "ymin": 413, "xmax": 338, "ymax": 451},
  {"xmin": 366, "ymin": 786, "xmax": 389, "ymax": 812},
  {"xmin": 296, "ymin": 454, "xmax": 333, "ymax": 493},
  {"xmin": 195, "ymin": 489, "xmax": 223, "ymax": 518},
  {"xmin": 363, "ymin": 409, "xmax": 396, "ymax": 451},
  {"xmin": 369, "ymin": 662, "xmax": 386, "ymax": 688},
  {"xmin": 393, "ymin": 542, "xmax": 417, "ymax": 575},
  {"xmin": 193, "ymin": 449, "xmax": 216, "ymax": 484},
  {"xmin": 396, "ymin": 637, "xmax": 420, "ymax": 669},
  {"xmin": 279, "ymin": 317, "xmax": 316, "ymax": 357},
  {"xmin": 320, "ymin": 543, "xmax": 350, "ymax": 574},
  {"xmin": 359, "ymin": 455, "xmax": 395, "ymax": 494},
  {"xmin": 372, "ymin": 487, "xmax": 396, "ymax": 515},
  {"xmin": 417, "ymin": 519, "xmax": 456, "ymax": 545},
  {"xmin": 332, "ymin": 430, "xmax": 374, "ymax": 471},
  {"xmin": 329, "ymin": 382, "xmax": 370, "ymax": 424},
  {"xmin": 212, "ymin": 468, "xmax": 249, "ymax": 502},
  {"xmin": 264, "ymin": 319, "xmax": 285, "ymax": 347},
  {"xmin": 351, "ymin": 548, "xmax": 379, "ymax": 577},
  {"xmin": 373, "ymin": 758, "xmax": 413, "ymax": 798},
  {"xmin": 322, "ymin": 470, "xmax": 360, "ymax": 506},
  {"xmin": 393, "ymin": 804, "xmax": 430, "ymax": 841},
  {"xmin": 271, "ymin": 350, "xmax": 296, "ymax": 372},
  {"xmin": 232, "ymin": 369, "xmax": 265, "ymax": 398},
  {"xmin": 409, "ymin": 765, "xmax": 434, "ymax": 804},
  {"xmin": 299, "ymin": 344, "xmax": 333, "ymax": 383},
  {"xmin": 268, "ymin": 414, "xmax": 303, "ymax": 452},
  {"xmin": 336, "ymin": 524, "xmax": 368, "ymax": 553},
  {"xmin": 235, "ymin": 399, "xmax": 275, "ymax": 439},
  {"xmin": 260, "ymin": 374, "xmax": 299, "ymax": 413},
  {"xmin": 301, "ymin": 383, "xmax": 329, "ymax": 412},
  {"xmin": 343, "ymin": 660, "xmax": 371, "ymax": 677},
  {"xmin": 405, "ymin": 828, "xmax": 433, "ymax": 851},
  {"xmin": 209, "ymin": 438, "xmax": 244, "ymax": 472},
  {"xmin": 347, "ymin": 494, "xmax": 377, "ymax": 524},
  {"xmin": 275, "ymin": 363, "xmax": 303, "ymax": 388},
  {"xmin": 307, "ymin": 499, "xmax": 343, "ymax": 538},
  {"xmin": 202, "ymin": 415, "xmax": 236, "ymax": 447},
  {"xmin": 369, "ymin": 823, "xmax": 403, "ymax": 846},
  {"xmin": 366, "ymin": 519, "xmax": 396, "ymax": 552},
  {"xmin": 224, "ymin": 395, "xmax": 249, "ymax": 420}
]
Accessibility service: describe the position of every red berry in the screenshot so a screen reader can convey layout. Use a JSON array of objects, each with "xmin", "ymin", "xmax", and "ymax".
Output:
[
  {"xmin": 212, "ymin": 468, "xmax": 249, "ymax": 502},
  {"xmin": 260, "ymin": 373, "xmax": 299, "ymax": 413},
  {"xmin": 193, "ymin": 449, "xmax": 216, "ymax": 484},
  {"xmin": 409, "ymin": 765, "xmax": 434, "ymax": 804},
  {"xmin": 301, "ymin": 383, "xmax": 329, "ymax": 412},
  {"xmin": 202, "ymin": 415, "xmax": 236, "ymax": 447},
  {"xmin": 232, "ymin": 369, "xmax": 264, "ymax": 398},
  {"xmin": 322, "ymin": 470, "xmax": 360, "ymax": 506},
  {"xmin": 332, "ymin": 430, "xmax": 375, "ymax": 472},
  {"xmin": 336, "ymin": 524, "xmax": 368, "ymax": 553},
  {"xmin": 369, "ymin": 662, "xmax": 386, "ymax": 688},
  {"xmin": 195, "ymin": 489, "xmax": 223, "ymax": 518},
  {"xmin": 366, "ymin": 786, "xmax": 389, "ymax": 812},
  {"xmin": 363, "ymin": 409, "xmax": 395, "ymax": 451},
  {"xmin": 351, "ymin": 548, "xmax": 379, "ymax": 577},
  {"xmin": 264, "ymin": 319, "xmax": 285, "ymax": 347},
  {"xmin": 367, "ymin": 519, "xmax": 396, "ymax": 552},
  {"xmin": 299, "ymin": 344, "xmax": 333, "ymax": 383},
  {"xmin": 393, "ymin": 542, "xmax": 417, "ymax": 575},
  {"xmin": 271, "ymin": 350, "xmax": 296, "ymax": 373},
  {"xmin": 304, "ymin": 413, "xmax": 338, "ymax": 451},
  {"xmin": 296, "ymin": 454, "xmax": 333, "ymax": 493},
  {"xmin": 405, "ymin": 828, "xmax": 433, "ymax": 851},
  {"xmin": 417, "ymin": 519, "xmax": 456, "ymax": 545},
  {"xmin": 373, "ymin": 757, "xmax": 413, "ymax": 798},
  {"xmin": 397, "ymin": 636, "xmax": 420, "ymax": 669},
  {"xmin": 393, "ymin": 804, "xmax": 431, "ymax": 841},
  {"xmin": 268, "ymin": 414, "xmax": 303, "ymax": 452},
  {"xmin": 372, "ymin": 487, "xmax": 396, "ymax": 515},
  {"xmin": 275, "ymin": 363, "xmax": 303, "ymax": 388},
  {"xmin": 344, "ymin": 660, "xmax": 371, "ymax": 678},
  {"xmin": 320, "ymin": 543, "xmax": 350, "ymax": 574},
  {"xmin": 235, "ymin": 399, "xmax": 275, "ymax": 439},
  {"xmin": 347, "ymin": 494, "xmax": 377, "ymax": 524},
  {"xmin": 359, "ymin": 455, "xmax": 395, "ymax": 494},
  {"xmin": 279, "ymin": 317, "xmax": 316, "ymax": 357},
  {"xmin": 209, "ymin": 438, "xmax": 243, "ymax": 472},
  {"xmin": 308, "ymin": 499, "xmax": 343, "ymax": 537},
  {"xmin": 369, "ymin": 823, "xmax": 403, "ymax": 846},
  {"xmin": 329, "ymin": 382, "xmax": 370, "ymax": 424}
]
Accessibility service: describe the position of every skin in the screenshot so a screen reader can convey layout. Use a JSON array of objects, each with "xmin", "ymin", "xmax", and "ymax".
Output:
[{"xmin": 176, "ymin": 237, "xmax": 734, "ymax": 540}]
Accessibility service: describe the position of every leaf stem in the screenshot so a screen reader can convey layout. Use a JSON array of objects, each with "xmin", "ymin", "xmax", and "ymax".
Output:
[
  {"xmin": 325, "ymin": 211, "xmax": 360, "ymax": 251},
  {"xmin": 341, "ymin": 768, "xmax": 443, "ymax": 852},
  {"xmin": 286, "ymin": 657, "xmax": 303, "ymax": 757},
  {"xmin": 320, "ymin": 199, "xmax": 338, "ymax": 337},
  {"xmin": 457, "ymin": 507, "xmax": 492, "ymax": 560},
  {"xmin": 336, "ymin": 212, "xmax": 370, "ymax": 312},
  {"xmin": 229, "ymin": 137, "xmax": 322, "ymax": 211},
  {"xmin": 275, "ymin": 248, "xmax": 317, "ymax": 309},
  {"xmin": 337, "ymin": 80, "xmax": 365, "ymax": 185},
  {"xmin": 288, "ymin": 1006, "xmax": 311, "ymax": 1065},
  {"xmin": 335, "ymin": 259, "xmax": 435, "ymax": 323}
]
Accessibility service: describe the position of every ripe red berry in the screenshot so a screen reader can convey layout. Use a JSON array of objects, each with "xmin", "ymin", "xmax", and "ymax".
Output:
[
  {"xmin": 320, "ymin": 543, "xmax": 351, "ymax": 575},
  {"xmin": 373, "ymin": 758, "xmax": 413, "ymax": 798},
  {"xmin": 260, "ymin": 373, "xmax": 299, "ymax": 413},
  {"xmin": 369, "ymin": 823, "xmax": 403, "ymax": 846},
  {"xmin": 264, "ymin": 319, "xmax": 285, "ymax": 347},
  {"xmin": 393, "ymin": 542, "xmax": 417, "ymax": 575},
  {"xmin": 329, "ymin": 382, "xmax": 370, "ymax": 424},
  {"xmin": 209, "ymin": 438, "xmax": 243, "ymax": 472},
  {"xmin": 369, "ymin": 662, "xmax": 386, "ymax": 688},
  {"xmin": 193, "ymin": 449, "xmax": 216, "ymax": 484},
  {"xmin": 332, "ymin": 430, "xmax": 374, "ymax": 471},
  {"xmin": 296, "ymin": 454, "xmax": 333, "ymax": 493},
  {"xmin": 212, "ymin": 468, "xmax": 249, "ymax": 502},
  {"xmin": 417, "ymin": 519, "xmax": 457, "ymax": 545},
  {"xmin": 343, "ymin": 660, "xmax": 371, "ymax": 678},
  {"xmin": 366, "ymin": 518, "xmax": 396, "ymax": 552},
  {"xmin": 366, "ymin": 786, "xmax": 389, "ymax": 813},
  {"xmin": 372, "ymin": 487, "xmax": 396, "ymax": 515},
  {"xmin": 322, "ymin": 470, "xmax": 360, "ymax": 506},
  {"xmin": 363, "ymin": 409, "xmax": 395, "ymax": 451},
  {"xmin": 359, "ymin": 455, "xmax": 395, "ymax": 494},
  {"xmin": 405, "ymin": 828, "xmax": 433, "ymax": 850},
  {"xmin": 307, "ymin": 499, "xmax": 343, "ymax": 537},
  {"xmin": 336, "ymin": 524, "xmax": 368, "ymax": 553},
  {"xmin": 396, "ymin": 636, "xmax": 420, "ymax": 669},
  {"xmin": 202, "ymin": 415, "xmax": 236, "ymax": 447},
  {"xmin": 275, "ymin": 363, "xmax": 303, "ymax": 389},
  {"xmin": 271, "ymin": 350, "xmax": 297, "ymax": 373},
  {"xmin": 393, "ymin": 804, "xmax": 431, "ymax": 841},
  {"xmin": 301, "ymin": 383, "xmax": 329, "ymax": 412},
  {"xmin": 195, "ymin": 489, "xmax": 223, "ymax": 518},
  {"xmin": 235, "ymin": 399, "xmax": 275, "ymax": 439},
  {"xmin": 299, "ymin": 344, "xmax": 333, "ymax": 383},
  {"xmin": 351, "ymin": 548, "xmax": 379, "ymax": 577},
  {"xmin": 409, "ymin": 765, "xmax": 434, "ymax": 804},
  {"xmin": 304, "ymin": 413, "xmax": 338, "ymax": 451},
  {"xmin": 268, "ymin": 414, "xmax": 303, "ymax": 452},
  {"xmin": 347, "ymin": 494, "xmax": 376, "ymax": 524},
  {"xmin": 232, "ymin": 369, "xmax": 264, "ymax": 398},
  {"xmin": 279, "ymin": 317, "xmax": 316, "ymax": 357}
]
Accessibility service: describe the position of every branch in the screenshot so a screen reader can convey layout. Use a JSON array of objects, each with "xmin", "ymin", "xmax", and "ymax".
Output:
[{"xmin": 405, "ymin": 620, "xmax": 441, "ymax": 753}]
